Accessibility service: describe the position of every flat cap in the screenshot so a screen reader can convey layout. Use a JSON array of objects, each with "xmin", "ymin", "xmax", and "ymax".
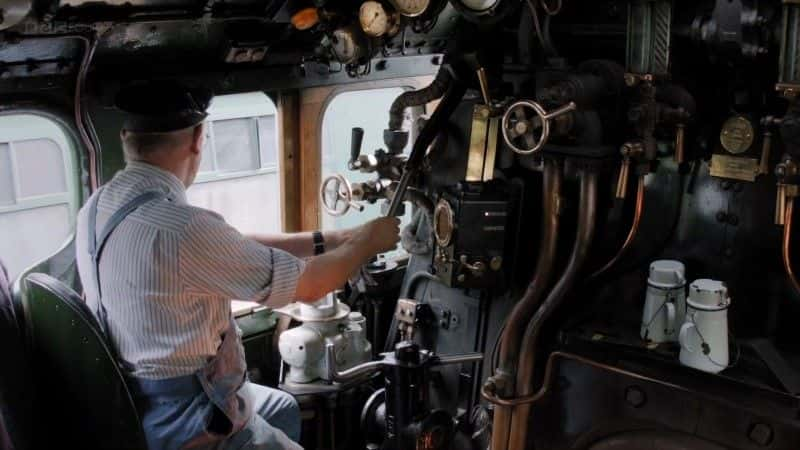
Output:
[{"xmin": 115, "ymin": 80, "xmax": 213, "ymax": 133}]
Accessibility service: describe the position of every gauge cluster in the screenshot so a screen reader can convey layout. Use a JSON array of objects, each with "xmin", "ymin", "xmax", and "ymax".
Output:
[{"xmin": 288, "ymin": 0, "xmax": 459, "ymax": 77}]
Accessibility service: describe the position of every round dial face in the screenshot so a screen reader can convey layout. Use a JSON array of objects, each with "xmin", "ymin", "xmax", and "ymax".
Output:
[
  {"xmin": 359, "ymin": 1, "xmax": 390, "ymax": 37},
  {"xmin": 331, "ymin": 28, "xmax": 359, "ymax": 64},
  {"xmin": 720, "ymin": 115, "xmax": 755, "ymax": 154},
  {"xmin": 433, "ymin": 199, "xmax": 455, "ymax": 247},
  {"xmin": 388, "ymin": 0, "xmax": 431, "ymax": 17},
  {"xmin": 458, "ymin": 0, "xmax": 499, "ymax": 11}
]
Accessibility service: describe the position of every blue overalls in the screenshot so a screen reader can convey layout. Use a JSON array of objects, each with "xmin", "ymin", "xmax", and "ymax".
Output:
[{"xmin": 87, "ymin": 188, "xmax": 302, "ymax": 450}]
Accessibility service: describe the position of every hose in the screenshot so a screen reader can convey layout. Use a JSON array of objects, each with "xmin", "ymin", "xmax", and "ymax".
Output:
[{"xmin": 387, "ymin": 68, "xmax": 452, "ymax": 131}]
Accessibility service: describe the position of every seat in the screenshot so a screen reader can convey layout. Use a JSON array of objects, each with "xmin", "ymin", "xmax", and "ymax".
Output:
[{"xmin": 22, "ymin": 272, "xmax": 146, "ymax": 450}]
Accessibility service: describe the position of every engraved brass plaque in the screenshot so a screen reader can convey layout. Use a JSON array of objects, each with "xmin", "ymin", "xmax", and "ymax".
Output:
[{"xmin": 710, "ymin": 154, "xmax": 759, "ymax": 182}]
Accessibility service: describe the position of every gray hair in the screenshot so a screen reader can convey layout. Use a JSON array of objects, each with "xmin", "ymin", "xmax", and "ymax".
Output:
[{"xmin": 121, "ymin": 124, "xmax": 200, "ymax": 162}]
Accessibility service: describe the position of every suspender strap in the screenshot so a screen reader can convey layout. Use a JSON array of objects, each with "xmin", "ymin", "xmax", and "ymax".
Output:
[{"xmin": 88, "ymin": 187, "xmax": 167, "ymax": 334}]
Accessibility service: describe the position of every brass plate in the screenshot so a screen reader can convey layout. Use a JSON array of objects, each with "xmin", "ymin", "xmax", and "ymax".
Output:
[
  {"xmin": 466, "ymin": 104, "xmax": 490, "ymax": 182},
  {"xmin": 483, "ymin": 116, "xmax": 499, "ymax": 182},
  {"xmin": 710, "ymin": 154, "xmax": 759, "ymax": 182},
  {"xmin": 720, "ymin": 116, "xmax": 755, "ymax": 154}
]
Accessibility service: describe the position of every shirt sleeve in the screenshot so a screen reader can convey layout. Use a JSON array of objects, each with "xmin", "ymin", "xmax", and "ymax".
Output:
[{"xmin": 178, "ymin": 209, "xmax": 306, "ymax": 307}]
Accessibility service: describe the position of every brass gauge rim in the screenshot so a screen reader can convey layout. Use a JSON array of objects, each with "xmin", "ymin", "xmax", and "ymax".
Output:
[
  {"xmin": 433, "ymin": 198, "xmax": 455, "ymax": 247},
  {"xmin": 720, "ymin": 115, "xmax": 755, "ymax": 155}
]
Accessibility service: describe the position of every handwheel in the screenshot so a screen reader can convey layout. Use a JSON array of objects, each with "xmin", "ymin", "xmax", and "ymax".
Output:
[
  {"xmin": 501, "ymin": 100, "xmax": 576, "ymax": 154},
  {"xmin": 320, "ymin": 173, "xmax": 364, "ymax": 216}
]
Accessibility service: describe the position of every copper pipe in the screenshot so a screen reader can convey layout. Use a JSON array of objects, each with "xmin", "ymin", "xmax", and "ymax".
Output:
[
  {"xmin": 589, "ymin": 175, "xmax": 646, "ymax": 280},
  {"xmin": 783, "ymin": 198, "xmax": 800, "ymax": 297},
  {"xmin": 615, "ymin": 158, "xmax": 631, "ymax": 199},
  {"xmin": 674, "ymin": 124, "xmax": 686, "ymax": 164},
  {"xmin": 776, "ymin": 184, "xmax": 787, "ymax": 226},
  {"xmin": 17, "ymin": 32, "xmax": 100, "ymax": 190},
  {"xmin": 482, "ymin": 351, "xmax": 685, "ymax": 407},
  {"xmin": 489, "ymin": 158, "xmax": 562, "ymax": 450},
  {"xmin": 508, "ymin": 170, "xmax": 598, "ymax": 450}
]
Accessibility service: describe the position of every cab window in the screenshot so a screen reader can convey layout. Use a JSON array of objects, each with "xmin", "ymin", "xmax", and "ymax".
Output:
[
  {"xmin": 187, "ymin": 92, "xmax": 282, "ymax": 234},
  {"xmin": 320, "ymin": 87, "xmax": 416, "ymax": 239},
  {"xmin": 0, "ymin": 114, "xmax": 79, "ymax": 280}
]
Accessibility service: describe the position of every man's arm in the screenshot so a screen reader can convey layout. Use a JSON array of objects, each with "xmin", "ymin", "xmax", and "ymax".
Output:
[
  {"xmin": 247, "ymin": 229, "xmax": 353, "ymax": 258},
  {"xmin": 294, "ymin": 217, "xmax": 400, "ymax": 302}
]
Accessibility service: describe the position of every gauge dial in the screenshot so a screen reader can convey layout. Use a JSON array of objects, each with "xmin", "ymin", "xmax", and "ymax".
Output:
[
  {"xmin": 434, "ymin": 199, "xmax": 455, "ymax": 247},
  {"xmin": 720, "ymin": 115, "xmax": 755, "ymax": 154},
  {"xmin": 457, "ymin": 0, "xmax": 499, "ymax": 11},
  {"xmin": 360, "ymin": 1, "xmax": 390, "ymax": 37},
  {"xmin": 388, "ymin": 0, "xmax": 431, "ymax": 17},
  {"xmin": 331, "ymin": 27, "xmax": 362, "ymax": 64}
]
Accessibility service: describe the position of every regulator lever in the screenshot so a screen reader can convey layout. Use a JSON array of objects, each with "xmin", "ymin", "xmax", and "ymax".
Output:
[{"xmin": 350, "ymin": 127, "xmax": 364, "ymax": 163}]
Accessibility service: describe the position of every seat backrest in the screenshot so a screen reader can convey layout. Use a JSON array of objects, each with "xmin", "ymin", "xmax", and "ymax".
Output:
[{"xmin": 22, "ymin": 272, "xmax": 146, "ymax": 450}]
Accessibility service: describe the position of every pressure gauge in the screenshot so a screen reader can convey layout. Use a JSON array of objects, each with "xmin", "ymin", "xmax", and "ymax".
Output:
[
  {"xmin": 720, "ymin": 115, "xmax": 755, "ymax": 154},
  {"xmin": 331, "ymin": 27, "xmax": 363, "ymax": 64},
  {"xmin": 359, "ymin": 1, "xmax": 390, "ymax": 37},
  {"xmin": 434, "ymin": 199, "xmax": 455, "ymax": 247},
  {"xmin": 388, "ymin": 0, "xmax": 431, "ymax": 17},
  {"xmin": 456, "ymin": 0, "xmax": 499, "ymax": 11}
]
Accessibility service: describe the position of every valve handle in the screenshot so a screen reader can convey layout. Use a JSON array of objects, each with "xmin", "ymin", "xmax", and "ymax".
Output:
[
  {"xmin": 320, "ymin": 173, "xmax": 363, "ymax": 217},
  {"xmin": 351, "ymin": 127, "xmax": 364, "ymax": 163},
  {"xmin": 501, "ymin": 100, "xmax": 576, "ymax": 155}
]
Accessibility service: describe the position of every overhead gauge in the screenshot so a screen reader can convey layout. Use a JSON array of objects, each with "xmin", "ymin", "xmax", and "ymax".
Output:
[
  {"xmin": 331, "ymin": 27, "xmax": 364, "ymax": 65},
  {"xmin": 360, "ymin": 1, "xmax": 390, "ymax": 37},
  {"xmin": 456, "ymin": 0, "xmax": 499, "ymax": 11},
  {"xmin": 388, "ymin": 0, "xmax": 431, "ymax": 17}
]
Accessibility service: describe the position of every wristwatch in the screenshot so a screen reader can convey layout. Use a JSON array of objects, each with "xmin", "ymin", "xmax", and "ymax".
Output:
[{"xmin": 313, "ymin": 230, "xmax": 325, "ymax": 255}]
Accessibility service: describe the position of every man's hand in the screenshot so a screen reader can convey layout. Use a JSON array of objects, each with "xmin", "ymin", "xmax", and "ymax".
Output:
[
  {"xmin": 353, "ymin": 217, "xmax": 401, "ymax": 255},
  {"xmin": 294, "ymin": 217, "xmax": 401, "ymax": 302}
]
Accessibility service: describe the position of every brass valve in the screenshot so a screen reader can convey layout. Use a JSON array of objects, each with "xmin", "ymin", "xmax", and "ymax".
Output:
[
  {"xmin": 616, "ymin": 142, "xmax": 644, "ymax": 199},
  {"xmin": 775, "ymin": 157, "xmax": 799, "ymax": 225}
]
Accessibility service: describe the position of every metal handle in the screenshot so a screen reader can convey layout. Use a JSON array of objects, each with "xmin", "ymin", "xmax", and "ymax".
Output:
[
  {"xmin": 325, "ymin": 343, "xmax": 389, "ymax": 383},
  {"xmin": 433, "ymin": 352, "xmax": 484, "ymax": 366},
  {"xmin": 501, "ymin": 100, "xmax": 576, "ymax": 155},
  {"xmin": 350, "ymin": 127, "xmax": 364, "ymax": 163}
]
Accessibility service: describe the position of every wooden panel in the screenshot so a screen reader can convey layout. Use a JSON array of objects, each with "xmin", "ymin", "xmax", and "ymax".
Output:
[
  {"xmin": 297, "ymin": 76, "xmax": 435, "ymax": 231},
  {"xmin": 278, "ymin": 91, "xmax": 302, "ymax": 232}
]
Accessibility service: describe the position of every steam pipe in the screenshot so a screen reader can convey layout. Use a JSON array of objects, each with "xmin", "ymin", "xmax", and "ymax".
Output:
[
  {"xmin": 387, "ymin": 68, "xmax": 452, "ymax": 131},
  {"xmin": 386, "ymin": 80, "xmax": 467, "ymax": 217},
  {"xmin": 783, "ymin": 198, "xmax": 800, "ymax": 296},
  {"xmin": 589, "ymin": 175, "xmax": 645, "ymax": 280},
  {"xmin": 507, "ymin": 169, "xmax": 598, "ymax": 450},
  {"xmin": 489, "ymin": 158, "xmax": 562, "ymax": 450}
]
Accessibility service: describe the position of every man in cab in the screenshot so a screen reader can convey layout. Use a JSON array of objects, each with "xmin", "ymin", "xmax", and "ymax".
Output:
[{"xmin": 75, "ymin": 80, "xmax": 400, "ymax": 450}]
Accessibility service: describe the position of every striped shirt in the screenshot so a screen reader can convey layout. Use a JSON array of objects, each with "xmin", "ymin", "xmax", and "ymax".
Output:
[{"xmin": 75, "ymin": 161, "xmax": 305, "ymax": 379}]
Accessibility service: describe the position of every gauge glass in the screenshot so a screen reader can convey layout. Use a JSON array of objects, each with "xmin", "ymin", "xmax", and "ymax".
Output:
[
  {"xmin": 332, "ymin": 28, "xmax": 359, "ymax": 64},
  {"xmin": 388, "ymin": 0, "xmax": 431, "ymax": 17},
  {"xmin": 360, "ymin": 1, "xmax": 390, "ymax": 37},
  {"xmin": 434, "ymin": 199, "xmax": 455, "ymax": 247}
]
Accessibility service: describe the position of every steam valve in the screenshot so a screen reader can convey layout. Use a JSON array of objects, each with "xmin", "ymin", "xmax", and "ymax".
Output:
[
  {"xmin": 501, "ymin": 100, "xmax": 577, "ymax": 154},
  {"xmin": 616, "ymin": 142, "xmax": 644, "ymax": 200},
  {"xmin": 775, "ymin": 156, "xmax": 799, "ymax": 226}
]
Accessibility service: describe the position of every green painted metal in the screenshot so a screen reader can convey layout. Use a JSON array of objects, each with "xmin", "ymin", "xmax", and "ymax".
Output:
[{"xmin": 22, "ymin": 272, "xmax": 146, "ymax": 450}]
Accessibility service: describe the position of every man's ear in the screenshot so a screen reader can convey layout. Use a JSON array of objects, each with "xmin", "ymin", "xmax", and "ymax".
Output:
[{"xmin": 189, "ymin": 123, "xmax": 204, "ymax": 155}]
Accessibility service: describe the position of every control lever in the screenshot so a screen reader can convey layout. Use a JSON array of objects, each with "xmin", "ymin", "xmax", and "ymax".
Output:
[
  {"xmin": 325, "ymin": 342, "xmax": 483, "ymax": 383},
  {"xmin": 348, "ymin": 127, "xmax": 364, "ymax": 170}
]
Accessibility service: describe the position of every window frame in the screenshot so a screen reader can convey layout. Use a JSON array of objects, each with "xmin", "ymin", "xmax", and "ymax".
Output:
[
  {"xmin": 194, "ymin": 92, "xmax": 280, "ymax": 185},
  {"xmin": 0, "ymin": 115, "xmax": 79, "ymax": 228},
  {"xmin": 296, "ymin": 75, "xmax": 436, "ymax": 231}
]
